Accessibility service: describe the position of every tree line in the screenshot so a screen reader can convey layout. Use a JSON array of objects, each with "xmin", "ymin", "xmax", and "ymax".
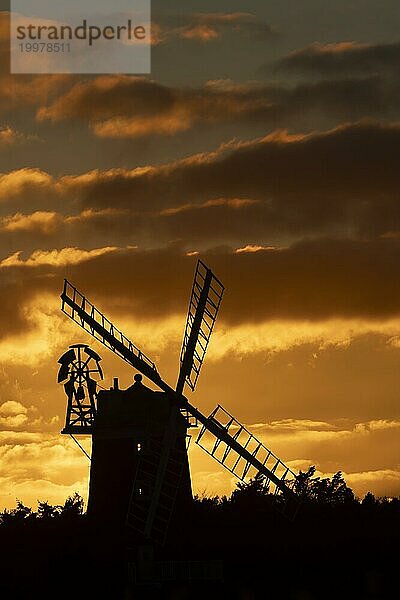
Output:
[{"xmin": 1, "ymin": 468, "xmax": 399, "ymax": 526}]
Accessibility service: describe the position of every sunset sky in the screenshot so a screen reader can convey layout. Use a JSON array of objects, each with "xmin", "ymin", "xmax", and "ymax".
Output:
[{"xmin": 0, "ymin": 0, "xmax": 400, "ymax": 509}]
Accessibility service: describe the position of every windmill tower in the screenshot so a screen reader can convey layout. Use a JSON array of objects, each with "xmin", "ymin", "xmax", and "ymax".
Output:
[{"xmin": 57, "ymin": 260, "xmax": 300, "ymax": 548}]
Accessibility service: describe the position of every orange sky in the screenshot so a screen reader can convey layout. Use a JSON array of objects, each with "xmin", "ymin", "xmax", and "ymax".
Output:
[{"xmin": 0, "ymin": 2, "xmax": 399, "ymax": 510}]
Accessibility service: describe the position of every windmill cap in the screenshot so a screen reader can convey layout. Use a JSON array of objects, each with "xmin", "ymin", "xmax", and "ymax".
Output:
[{"xmin": 134, "ymin": 374, "xmax": 143, "ymax": 383}]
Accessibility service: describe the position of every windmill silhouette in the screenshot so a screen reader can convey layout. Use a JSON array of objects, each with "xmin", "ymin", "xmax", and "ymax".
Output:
[{"xmin": 57, "ymin": 260, "xmax": 301, "ymax": 546}]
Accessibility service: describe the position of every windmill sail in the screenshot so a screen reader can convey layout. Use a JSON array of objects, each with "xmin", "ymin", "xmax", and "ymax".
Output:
[
  {"xmin": 126, "ymin": 433, "xmax": 187, "ymax": 545},
  {"xmin": 61, "ymin": 279, "xmax": 163, "ymax": 387},
  {"xmin": 184, "ymin": 401, "xmax": 299, "ymax": 514},
  {"xmin": 196, "ymin": 406, "xmax": 297, "ymax": 496},
  {"xmin": 176, "ymin": 260, "xmax": 224, "ymax": 395}
]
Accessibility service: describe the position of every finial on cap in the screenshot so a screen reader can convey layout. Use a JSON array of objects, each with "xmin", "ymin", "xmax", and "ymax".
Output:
[{"xmin": 134, "ymin": 373, "xmax": 143, "ymax": 383}]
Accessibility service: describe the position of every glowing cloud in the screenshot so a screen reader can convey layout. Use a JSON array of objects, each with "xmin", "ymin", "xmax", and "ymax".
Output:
[
  {"xmin": 0, "ymin": 246, "xmax": 119, "ymax": 268},
  {"xmin": 0, "ymin": 169, "xmax": 55, "ymax": 202},
  {"xmin": 235, "ymin": 245, "xmax": 278, "ymax": 254},
  {"xmin": 1, "ymin": 211, "xmax": 61, "ymax": 234}
]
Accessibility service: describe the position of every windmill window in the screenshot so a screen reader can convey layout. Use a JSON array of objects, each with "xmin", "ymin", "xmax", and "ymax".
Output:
[
  {"xmin": 135, "ymin": 440, "xmax": 147, "ymax": 453},
  {"xmin": 135, "ymin": 483, "xmax": 150, "ymax": 500}
]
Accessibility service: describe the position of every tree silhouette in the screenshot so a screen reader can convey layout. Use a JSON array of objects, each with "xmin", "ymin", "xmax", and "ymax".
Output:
[
  {"xmin": 0, "ymin": 500, "xmax": 33, "ymax": 524},
  {"xmin": 292, "ymin": 466, "xmax": 355, "ymax": 505},
  {"xmin": 37, "ymin": 500, "xmax": 61, "ymax": 519},
  {"xmin": 0, "ymin": 493, "xmax": 85, "ymax": 526},
  {"xmin": 231, "ymin": 473, "xmax": 267, "ymax": 502},
  {"xmin": 61, "ymin": 492, "xmax": 84, "ymax": 519},
  {"xmin": 293, "ymin": 465, "xmax": 316, "ymax": 496},
  {"xmin": 310, "ymin": 471, "xmax": 355, "ymax": 505},
  {"xmin": 362, "ymin": 491, "xmax": 378, "ymax": 509}
]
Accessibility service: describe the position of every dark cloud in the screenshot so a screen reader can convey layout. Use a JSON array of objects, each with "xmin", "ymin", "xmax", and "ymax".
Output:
[
  {"xmin": 153, "ymin": 12, "xmax": 277, "ymax": 45},
  {"xmin": 0, "ymin": 237, "xmax": 399, "ymax": 341},
  {"xmin": 0, "ymin": 277, "xmax": 33, "ymax": 337},
  {"xmin": 1, "ymin": 121, "xmax": 400, "ymax": 253},
  {"xmin": 63, "ymin": 121, "xmax": 400, "ymax": 240},
  {"xmin": 38, "ymin": 77, "xmax": 176, "ymax": 123},
  {"xmin": 278, "ymin": 41, "xmax": 400, "ymax": 76},
  {"xmin": 37, "ymin": 75, "xmax": 400, "ymax": 138},
  {"xmin": 0, "ymin": 14, "xmax": 70, "ymax": 115}
]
